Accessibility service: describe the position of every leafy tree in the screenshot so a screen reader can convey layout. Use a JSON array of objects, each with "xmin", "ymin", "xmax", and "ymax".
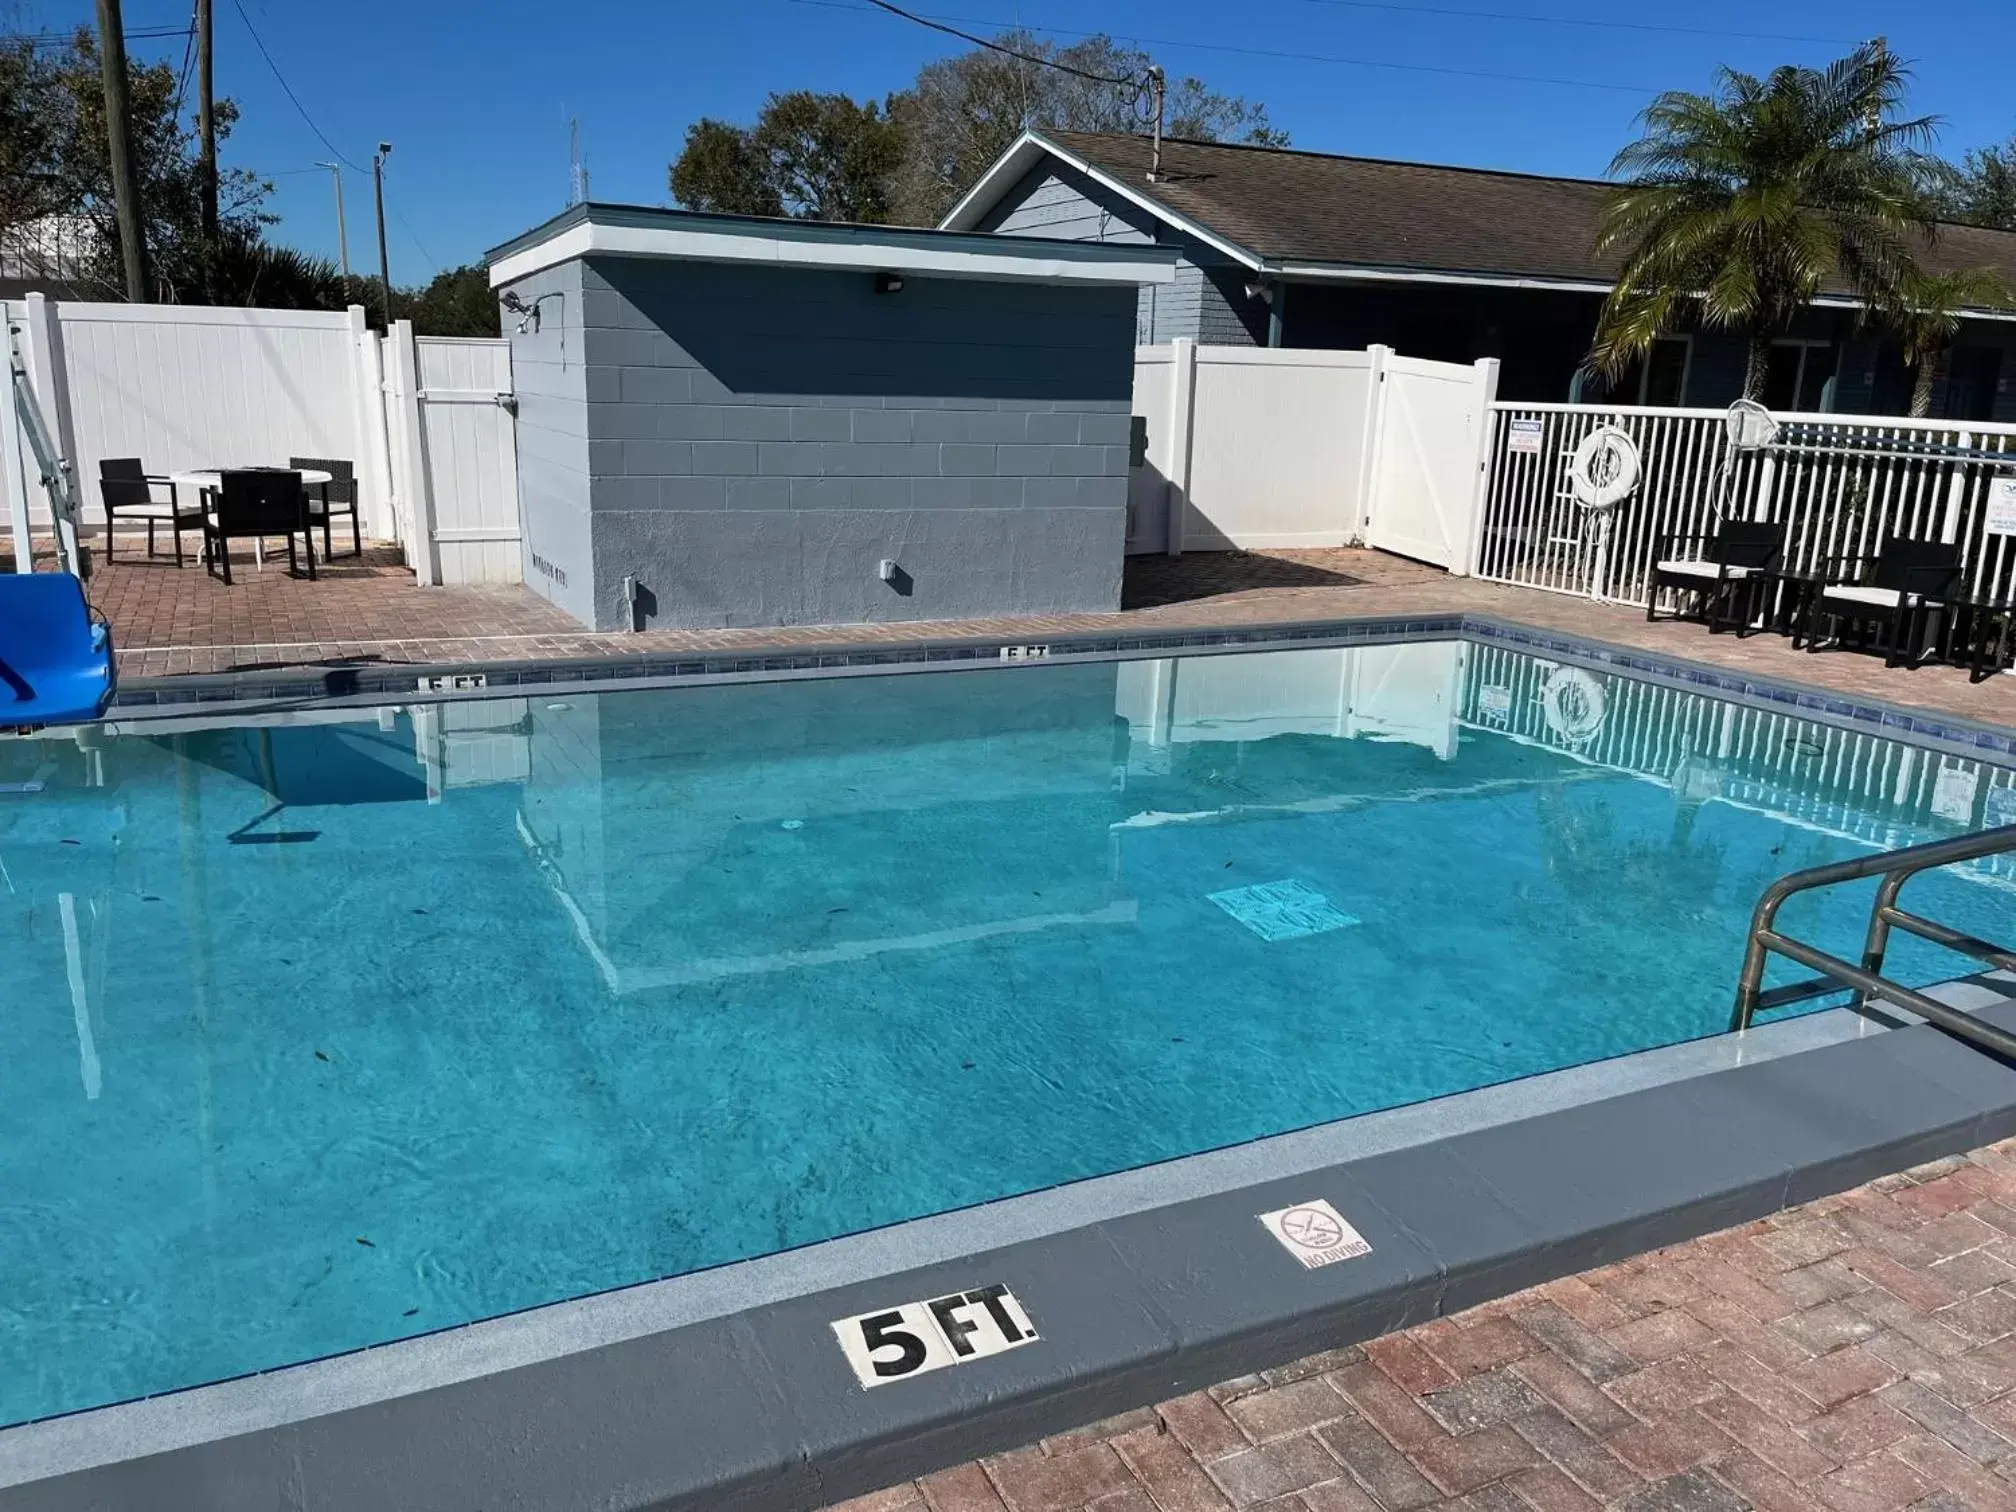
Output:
[
  {"xmin": 887, "ymin": 33, "xmax": 1287, "ymax": 225},
  {"xmin": 670, "ymin": 118, "xmax": 784, "ymax": 217},
  {"xmin": 403, "ymin": 264, "xmax": 501, "ymax": 338},
  {"xmin": 1591, "ymin": 44, "xmax": 1938, "ymax": 399},
  {"xmin": 1929, "ymin": 136, "xmax": 2016, "ymax": 230},
  {"xmin": 1884, "ymin": 266, "xmax": 2016, "ymax": 416},
  {"xmin": 671, "ymin": 92, "xmax": 902, "ymax": 221},
  {"xmin": 667, "ymin": 34, "xmax": 1284, "ymax": 228}
]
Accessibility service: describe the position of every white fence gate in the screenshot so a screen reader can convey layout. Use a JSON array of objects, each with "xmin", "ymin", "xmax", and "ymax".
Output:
[
  {"xmin": 1476, "ymin": 402, "xmax": 2016, "ymax": 608},
  {"xmin": 1129, "ymin": 339, "xmax": 1499, "ymax": 571},
  {"xmin": 2, "ymin": 293, "xmax": 521, "ymax": 587}
]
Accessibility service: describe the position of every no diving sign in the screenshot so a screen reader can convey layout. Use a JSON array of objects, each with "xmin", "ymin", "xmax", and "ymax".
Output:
[
  {"xmin": 832, "ymin": 1285, "xmax": 1038, "ymax": 1389},
  {"xmin": 1259, "ymin": 1199, "xmax": 1373, "ymax": 1270}
]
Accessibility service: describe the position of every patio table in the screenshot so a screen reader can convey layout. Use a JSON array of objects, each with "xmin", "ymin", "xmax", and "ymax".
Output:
[{"xmin": 170, "ymin": 468, "xmax": 333, "ymax": 570}]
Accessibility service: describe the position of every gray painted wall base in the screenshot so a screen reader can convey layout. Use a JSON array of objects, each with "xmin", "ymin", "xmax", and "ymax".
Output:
[{"xmin": 8, "ymin": 989, "xmax": 2016, "ymax": 1512}]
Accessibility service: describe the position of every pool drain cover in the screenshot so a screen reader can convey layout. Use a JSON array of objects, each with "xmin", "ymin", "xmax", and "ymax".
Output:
[{"xmin": 1207, "ymin": 879, "xmax": 1359, "ymax": 942}]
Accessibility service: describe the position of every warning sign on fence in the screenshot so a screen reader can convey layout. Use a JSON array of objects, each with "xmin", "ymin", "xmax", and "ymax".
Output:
[
  {"xmin": 1988, "ymin": 477, "xmax": 2016, "ymax": 537},
  {"xmin": 1507, "ymin": 419, "xmax": 1545, "ymax": 455}
]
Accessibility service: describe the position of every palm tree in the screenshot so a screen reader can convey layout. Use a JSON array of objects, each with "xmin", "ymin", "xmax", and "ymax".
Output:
[
  {"xmin": 1885, "ymin": 266, "xmax": 2016, "ymax": 416},
  {"xmin": 1590, "ymin": 44, "xmax": 1939, "ymax": 399}
]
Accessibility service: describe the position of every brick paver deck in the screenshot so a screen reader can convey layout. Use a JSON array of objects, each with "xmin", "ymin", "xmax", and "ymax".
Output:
[
  {"xmin": 66, "ymin": 542, "xmax": 2016, "ymax": 730},
  {"xmin": 827, "ymin": 1145, "xmax": 2016, "ymax": 1512}
]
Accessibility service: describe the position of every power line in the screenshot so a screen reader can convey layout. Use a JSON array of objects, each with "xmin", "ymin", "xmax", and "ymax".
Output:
[
  {"xmin": 225, "ymin": 0, "xmax": 366, "ymax": 172},
  {"xmin": 169, "ymin": 0, "xmax": 198, "ymax": 121},
  {"xmin": 391, "ymin": 203, "xmax": 439, "ymax": 274},
  {"xmin": 8, "ymin": 23, "xmax": 191, "ymax": 45},
  {"xmin": 1289, "ymin": 0, "xmax": 1859, "ymax": 47},
  {"xmin": 855, "ymin": 0, "xmax": 1132, "ymax": 84},
  {"xmin": 792, "ymin": 0, "xmax": 1662, "ymax": 94}
]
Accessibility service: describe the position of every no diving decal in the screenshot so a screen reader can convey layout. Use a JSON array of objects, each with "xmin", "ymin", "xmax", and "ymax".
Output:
[
  {"xmin": 832, "ymin": 1284, "xmax": 1039, "ymax": 1389},
  {"xmin": 1258, "ymin": 1199, "xmax": 1373, "ymax": 1270}
]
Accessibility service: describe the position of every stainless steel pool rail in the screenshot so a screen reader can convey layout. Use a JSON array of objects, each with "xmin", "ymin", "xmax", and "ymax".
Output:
[{"xmin": 1731, "ymin": 824, "xmax": 2016, "ymax": 1059}]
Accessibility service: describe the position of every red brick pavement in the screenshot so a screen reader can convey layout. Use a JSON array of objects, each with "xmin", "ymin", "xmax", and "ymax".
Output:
[
  {"xmin": 826, "ymin": 1146, "xmax": 2016, "ymax": 1512},
  {"xmin": 63, "ymin": 543, "xmax": 2016, "ymax": 731}
]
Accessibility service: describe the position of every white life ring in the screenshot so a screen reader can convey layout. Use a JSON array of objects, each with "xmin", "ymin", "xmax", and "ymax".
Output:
[
  {"xmin": 1540, "ymin": 666, "xmax": 1608, "ymax": 745},
  {"xmin": 1569, "ymin": 426, "xmax": 1641, "ymax": 511}
]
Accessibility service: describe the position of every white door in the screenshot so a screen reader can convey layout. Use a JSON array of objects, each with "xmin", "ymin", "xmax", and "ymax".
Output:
[{"xmin": 1363, "ymin": 357, "xmax": 1490, "ymax": 570}]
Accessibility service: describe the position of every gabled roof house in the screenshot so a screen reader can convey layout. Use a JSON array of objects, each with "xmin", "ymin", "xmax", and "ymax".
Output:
[{"xmin": 943, "ymin": 130, "xmax": 2016, "ymax": 420}]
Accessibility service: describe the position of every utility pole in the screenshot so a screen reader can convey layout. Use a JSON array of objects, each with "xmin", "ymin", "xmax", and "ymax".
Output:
[
  {"xmin": 197, "ymin": 0, "xmax": 216, "ymax": 243},
  {"xmin": 94, "ymin": 0, "xmax": 152, "ymax": 300},
  {"xmin": 373, "ymin": 142, "xmax": 394, "ymax": 328},
  {"xmin": 315, "ymin": 162, "xmax": 350, "ymax": 277}
]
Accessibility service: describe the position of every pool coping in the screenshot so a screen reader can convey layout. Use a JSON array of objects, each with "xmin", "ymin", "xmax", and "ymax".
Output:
[
  {"xmin": 93, "ymin": 610, "xmax": 2016, "ymax": 765},
  {"xmin": 7, "ymin": 974, "xmax": 2016, "ymax": 1511}
]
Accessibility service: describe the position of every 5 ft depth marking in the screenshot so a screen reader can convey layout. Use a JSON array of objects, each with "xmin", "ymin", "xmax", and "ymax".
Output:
[{"xmin": 831, "ymin": 1285, "xmax": 1038, "ymax": 1389}]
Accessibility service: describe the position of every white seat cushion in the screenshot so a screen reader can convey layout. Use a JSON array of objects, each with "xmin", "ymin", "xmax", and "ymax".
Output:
[
  {"xmin": 1822, "ymin": 585, "xmax": 1904, "ymax": 608},
  {"xmin": 111, "ymin": 500, "xmax": 192, "ymax": 520},
  {"xmin": 1657, "ymin": 559, "xmax": 1749, "ymax": 580}
]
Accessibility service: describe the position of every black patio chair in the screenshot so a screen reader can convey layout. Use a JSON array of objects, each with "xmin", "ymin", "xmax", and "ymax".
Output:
[
  {"xmin": 1795, "ymin": 537, "xmax": 1963, "ymax": 668},
  {"xmin": 200, "ymin": 470, "xmax": 317, "ymax": 585},
  {"xmin": 1647, "ymin": 519, "xmax": 1783, "ymax": 634},
  {"xmin": 98, "ymin": 457, "xmax": 202, "ymax": 565},
  {"xmin": 288, "ymin": 456, "xmax": 361, "ymax": 560}
]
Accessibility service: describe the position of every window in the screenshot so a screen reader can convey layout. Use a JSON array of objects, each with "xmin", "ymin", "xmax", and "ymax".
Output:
[
  {"xmin": 1763, "ymin": 340, "xmax": 1835, "ymax": 412},
  {"xmin": 1941, "ymin": 346, "xmax": 2004, "ymax": 423},
  {"xmin": 1640, "ymin": 337, "xmax": 1690, "ymax": 406}
]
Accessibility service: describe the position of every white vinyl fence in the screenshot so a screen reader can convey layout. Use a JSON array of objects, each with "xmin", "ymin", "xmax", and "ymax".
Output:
[
  {"xmin": 1476, "ymin": 403, "xmax": 2016, "ymax": 609},
  {"xmin": 2, "ymin": 293, "xmax": 521, "ymax": 586},
  {"xmin": 1129, "ymin": 340, "xmax": 1499, "ymax": 571}
]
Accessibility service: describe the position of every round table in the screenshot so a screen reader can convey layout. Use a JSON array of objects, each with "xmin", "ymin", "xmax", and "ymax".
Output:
[{"xmin": 169, "ymin": 469, "xmax": 334, "ymax": 570}]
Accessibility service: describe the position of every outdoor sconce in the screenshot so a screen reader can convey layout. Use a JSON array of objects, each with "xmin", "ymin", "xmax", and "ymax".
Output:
[{"xmin": 875, "ymin": 272, "xmax": 905, "ymax": 295}]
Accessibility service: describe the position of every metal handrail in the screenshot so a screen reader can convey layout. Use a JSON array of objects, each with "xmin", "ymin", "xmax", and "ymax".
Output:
[{"xmin": 1732, "ymin": 824, "xmax": 2016, "ymax": 1061}]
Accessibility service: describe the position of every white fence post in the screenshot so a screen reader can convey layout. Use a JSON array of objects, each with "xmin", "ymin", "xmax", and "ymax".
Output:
[
  {"xmin": 347, "ymin": 305, "xmax": 395, "ymax": 542},
  {"xmin": 1457, "ymin": 357, "xmax": 1501, "ymax": 577},
  {"xmin": 1941, "ymin": 430, "xmax": 1973, "ymax": 543},
  {"xmin": 1165, "ymin": 336, "xmax": 1197, "ymax": 557},
  {"xmin": 387, "ymin": 320, "xmax": 441, "ymax": 587},
  {"xmin": 1355, "ymin": 344, "xmax": 1392, "ymax": 543}
]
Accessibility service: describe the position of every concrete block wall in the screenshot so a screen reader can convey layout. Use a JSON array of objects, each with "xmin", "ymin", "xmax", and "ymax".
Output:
[
  {"xmin": 501, "ymin": 256, "xmax": 1138, "ymax": 632},
  {"xmin": 504, "ymin": 260, "xmax": 597, "ymax": 625}
]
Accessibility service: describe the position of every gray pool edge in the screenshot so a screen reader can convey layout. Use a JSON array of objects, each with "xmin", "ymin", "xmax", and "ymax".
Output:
[
  {"xmin": 6, "ymin": 978, "xmax": 2016, "ymax": 1511},
  {"xmin": 94, "ymin": 609, "xmax": 2016, "ymax": 769}
]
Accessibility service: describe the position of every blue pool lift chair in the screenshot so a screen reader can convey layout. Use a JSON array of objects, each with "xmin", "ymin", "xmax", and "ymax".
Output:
[{"xmin": 0, "ymin": 573, "xmax": 115, "ymax": 729}]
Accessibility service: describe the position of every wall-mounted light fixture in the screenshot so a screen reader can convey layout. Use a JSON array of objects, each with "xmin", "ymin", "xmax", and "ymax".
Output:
[
  {"xmin": 1243, "ymin": 281, "xmax": 1275, "ymax": 305},
  {"xmin": 874, "ymin": 271, "xmax": 905, "ymax": 295}
]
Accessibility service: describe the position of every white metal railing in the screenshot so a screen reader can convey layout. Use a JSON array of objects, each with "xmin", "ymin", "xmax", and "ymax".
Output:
[{"xmin": 1476, "ymin": 403, "xmax": 2016, "ymax": 609}]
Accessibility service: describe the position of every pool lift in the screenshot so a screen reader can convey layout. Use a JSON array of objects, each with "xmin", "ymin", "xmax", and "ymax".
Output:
[{"xmin": 1, "ymin": 315, "xmax": 113, "ymax": 731}]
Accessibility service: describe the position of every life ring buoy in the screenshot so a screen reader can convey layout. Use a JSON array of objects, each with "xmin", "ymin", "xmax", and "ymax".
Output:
[
  {"xmin": 1540, "ymin": 666, "xmax": 1608, "ymax": 745},
  {"xmin": 1570, "ymin": 426, "xmax": 1641, "ymax": 511}
]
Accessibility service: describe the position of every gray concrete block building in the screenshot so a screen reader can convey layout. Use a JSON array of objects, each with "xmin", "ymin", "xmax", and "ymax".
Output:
[{"xmin": 487, "ymin": 206, "xmax": 1175, "ymax": 632}]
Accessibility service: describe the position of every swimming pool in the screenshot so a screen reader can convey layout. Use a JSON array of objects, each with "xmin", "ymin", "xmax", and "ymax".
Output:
[{"xmin": 4, "ymin": 638, "xmax": 2012, "ymax": 1428}]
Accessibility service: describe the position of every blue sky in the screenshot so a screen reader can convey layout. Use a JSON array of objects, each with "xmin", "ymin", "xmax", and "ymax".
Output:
[{"xmin": 16, "ymin": 0, "xmax": 2016, "ymax": 280}]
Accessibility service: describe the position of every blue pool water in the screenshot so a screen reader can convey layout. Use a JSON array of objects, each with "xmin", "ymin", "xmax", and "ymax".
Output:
[{"xmin": 4, "ymin": 639, "xmax": 2012, "ymax": 1426}]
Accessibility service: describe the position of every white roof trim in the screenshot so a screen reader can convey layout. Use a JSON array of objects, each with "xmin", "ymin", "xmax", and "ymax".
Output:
[
  {"xmin": 937, "ymin": 130, "xmax": 1264, "ymax": 272},
  {"xmin": 1264, "ymin": 261, "xmax": 1613, "ymax": 294},
  {"xmin": 488, "ymin": 216, "xmax": 1176, "ymax": 289}
]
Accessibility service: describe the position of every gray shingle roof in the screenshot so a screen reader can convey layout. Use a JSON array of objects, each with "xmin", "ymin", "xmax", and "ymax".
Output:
[{"xmin": 1039, "ymin": 130, "xmax": 2016, "ymax": 294}]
